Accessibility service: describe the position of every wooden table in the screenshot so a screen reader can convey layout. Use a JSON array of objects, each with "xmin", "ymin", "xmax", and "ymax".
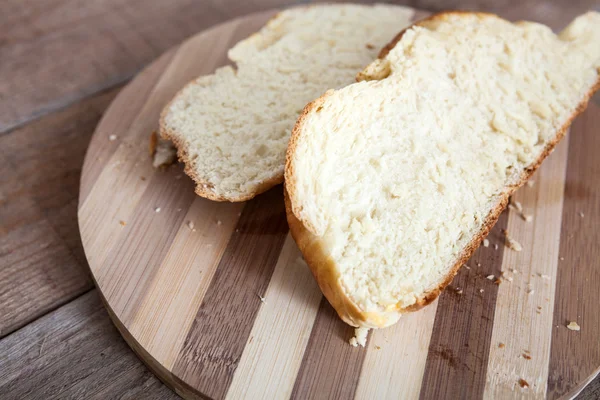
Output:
[{"xmin": 1, "ymin": 1, "xmax": 598, "ymax": 399}]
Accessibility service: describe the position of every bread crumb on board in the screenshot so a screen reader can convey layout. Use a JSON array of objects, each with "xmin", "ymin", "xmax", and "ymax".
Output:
[
  {"xmin": 349, "ymin": 327, "xmax": 370, "ymax": 347},
  {"xmin": 149, "ymin": 131, "xmax": 177, "ymax": 169},
  {"xmin": 526, "ymin": 180, "xmax": 535, "ymax": 187},
  {"xmin": 483, "ymin": 239, "xmax": 489, "ymax": 247},
  {"xmin": 567, "ymin": 321, "xmax": 580, "ymax": 331},
  {"xmin": 119, "ymin": 220, "xmax": 126, "ymax": 227},
  {"xmin": 109, "ymin": 134, "xmax": 118, "ymax": 141},
  {"xmin": 502, "ymin": 229, "xmax": 522, "ymax": 251}
]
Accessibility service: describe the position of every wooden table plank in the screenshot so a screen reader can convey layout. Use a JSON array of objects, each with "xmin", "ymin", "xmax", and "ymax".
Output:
[
  {"xmin": 0, "ymin": 290, "xmax": 179, "ymax": 400},
  {"xmin": 0, "ymin": 88, "xmax": 122, "ymax": 337},
  {"xmin": 351, "ymin": 0, "xmax": 600, "ymax": 30},
  {"xmin": 0, "ymin": 0, "xmax": 302, "ymax": 133}
]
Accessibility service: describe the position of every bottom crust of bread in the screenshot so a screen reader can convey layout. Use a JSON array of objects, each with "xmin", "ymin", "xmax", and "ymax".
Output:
[{"xmin": 284, "ymin": 11, "xmax": 600, "ymax": 328}]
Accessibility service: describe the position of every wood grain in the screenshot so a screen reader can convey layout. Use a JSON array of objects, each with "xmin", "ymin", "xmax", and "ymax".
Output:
[
  {"xmin": 226, "ymin": 234, "xmax": 322, "ymax": 399},
  {"xmin": 291, "ymin": 298, "xmax": 369, "ymax": 400},
  {"xmin": 172, "ymin": 188, "xmax": 288, "ymax": 399},
  {"xmin": 0, "ymin": 290, "xmax": 178, "ymax": 400},
  {"xmin": 485, "ymin": 137, "xmax": 569, "ymax": 398},
  {"xmin": 420, "ymin": 212, "xmax": 509, "ymax": 400},
  {"xmin": 548, "ymin": 103, "xmax": 600, "ymax": 399},
  {"xmin": 341, "ymin": 0, "xmax": 600, "ymax": 30},
  {"xmin": 356, "ymin": 300, "xmax": 438, "ymax": 399},
  {"xmin": 0, "ymin": 88, "xmax": 122, "ymax": 337},
  {"xmin": 0, "ymin": 0, "xmax": 301, "ymax": 133}
]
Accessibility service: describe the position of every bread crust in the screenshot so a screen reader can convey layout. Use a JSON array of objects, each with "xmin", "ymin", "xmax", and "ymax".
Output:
[
  {"xmin": 285, "ymin": 11, "xmax": 600, "ymax": 327},
  {"xmin": 159, "ymin": 66, "xmax": 284, "ymax": 203},
  {"xmin": 160, "ymin": 4, "xmax": 408, "ymax": 203}
]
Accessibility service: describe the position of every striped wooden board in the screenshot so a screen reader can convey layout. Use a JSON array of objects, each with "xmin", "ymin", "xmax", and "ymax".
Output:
[{"xmin": 78, "ymin": 8, "xmax": 600, "ymax": 400}]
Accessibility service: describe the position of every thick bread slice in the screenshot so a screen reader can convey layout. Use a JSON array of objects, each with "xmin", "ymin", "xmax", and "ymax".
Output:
[
  {"xmin": 160, "ymin": 4, "xmax": 415, "ymax": 201},
  {"xmin": 286, "ymin": 11, "xmax": 600, "ymax": 328}
]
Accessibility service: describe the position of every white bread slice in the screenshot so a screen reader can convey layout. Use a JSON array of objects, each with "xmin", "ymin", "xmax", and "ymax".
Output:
[
  {"xmin": 285, "ymin": 11, "xmax": 600, "ymax": 328},
  {"xmin": 160, "ymin": 4, "xmax": 415, "ymax": 201}
]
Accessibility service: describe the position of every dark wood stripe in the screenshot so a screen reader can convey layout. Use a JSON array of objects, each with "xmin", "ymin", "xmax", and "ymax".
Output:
[
  {"xmin": 548, "ymin": 104, "xmax": 600, "ymax": 399},
  {"xmin": 172, "ymin": 187, "xmax": 288, "ymax": 400},
  {"xmin": 100, "ymin": 163, "xmax": 197, "ymax": 324},
  {"xmin": 291, "ymin": 298, "xmax": 369, "ymax": 400},
  {"xmin": 78, "ymin": 47, "xmax": 176, "ymax": 206},
  {"xmin": 419, "ymin": 211, "xmax": 509, "ymax": 400}
]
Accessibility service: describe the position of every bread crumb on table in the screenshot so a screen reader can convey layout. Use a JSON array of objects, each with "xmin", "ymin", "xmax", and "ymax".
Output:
[
  {"xmin": 119, "ymin": 220, "xmax": 126, "ymax": 226},
  {"xmin": 494, "ymin": 244, "xmax": 499, "ymax": 250},
  {"xmin": 109, "ymin": 134, "xmax": 117, "ymax": 141},
  {"xmin": 578, "ymin": 211, "xmax": 585, "ymax": 218},
  {"xmin": 502, "ymin": 229, "xmax": 522, "ymax": 251},
  {"xmin": 498, "ymin": 342, "xmax": 505, "ymax": 348},
  {"xmin": 349, "ymin": 327, "xmax": 370, "ymax": 347},
  {"xmin": 567, "ymin": 321, "xmax": 580, "ymax": 331},
  {"xmin": 526, "ymin": 180, "xmax": 535, "ymax": 187},
  {"xmin": 187, "ymin": 221, "xmax": 195, "ymax": 230},
  {"xmin": 483, "ymin": 239, "xmax": 489, "ymax": 247},
  {"xmin": 258, "ymin": 295, "xmax": 266, "ymax": 303},
  {"xmin": 486, "ymin": 275, "xmax": 495, "ymax": 280},
  {"xmin": 154, "ymin": 207, "xmax": 161, "ymax": 213}
]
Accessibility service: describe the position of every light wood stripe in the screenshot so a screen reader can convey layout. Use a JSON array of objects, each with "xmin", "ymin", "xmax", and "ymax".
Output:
[
  {"xmin": 548, "ymin": 106, "xmax": 600, "ymax": 399},
  {"xmin": 129, "ymin": 199, "xmax": 244, "ymax": 370},
  {"xmin": 484, "ymin": 137, "xmax": 569, "ymax": 399},
  {"xmin": 291, "ymin": 298, "xmax": 369, "ymax": 400},
  {"xmin": 100, "ymin": 167, "xmax": 196, "ymax": 322},
  {"xmin": 419, "ymin": 212, "xmax": 508, "ymax": 399},
  {"xmin": 79, "ymin": 47, "xmax": 175, "ymax": 205},
  {"xmin": 172, "ymin": 188, "xmax": 288, "ymax": 400},
  {"xmin": 78, "ymin": 15, "xmax": 243, "ymax": 274},
  {"xmin": 226, "ymin": 234, "xmax": 322, "ymax": 399},
  {"xmin": 355, "ymin": 300, "xmax": 438, "ymax": 400}
]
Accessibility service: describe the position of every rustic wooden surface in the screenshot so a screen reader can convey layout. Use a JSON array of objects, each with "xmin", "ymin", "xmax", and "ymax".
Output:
[{"xmin": 1, "ymin": 0, "xmax": 599, "ymax": 399}]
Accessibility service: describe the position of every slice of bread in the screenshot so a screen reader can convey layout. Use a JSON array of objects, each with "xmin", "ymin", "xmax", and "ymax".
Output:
[
  {"xmin": 285, "ymin": 11, "xmax": 600, "ymax": 328},
  {"xmin": 160, "ymin": 4, "xmax": 415, "ymax": 201}
]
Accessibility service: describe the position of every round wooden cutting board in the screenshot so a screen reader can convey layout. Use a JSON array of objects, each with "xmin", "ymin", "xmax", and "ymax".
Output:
[{"xmin": 78, "ymin": 7, "xmax": 600, "ymax": 400}]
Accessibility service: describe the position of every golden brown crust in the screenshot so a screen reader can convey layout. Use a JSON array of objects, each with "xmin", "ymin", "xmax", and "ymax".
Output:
[
  {"xmin": 285, "ymin": 11, "xmax": 600, "ymax": 327},
  {"xmin": 159, "ymin": 79, "xmax": 284, "ymax": 203},
  {"xmin": 377, "ymin": 11, "xmax": 496, "ymax": 60}
]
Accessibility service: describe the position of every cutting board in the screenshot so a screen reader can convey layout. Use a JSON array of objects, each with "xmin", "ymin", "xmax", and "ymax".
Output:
[{"xmin": 78, "ymin": 8, "xmax": 600, "ymax": 400}]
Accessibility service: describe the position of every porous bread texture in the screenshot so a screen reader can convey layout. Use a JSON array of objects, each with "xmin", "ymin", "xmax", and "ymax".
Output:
[
  {"xmin": 286, "ymin": 11, "xmax": 600, "ymax": 328},
  {"xmin": 160, "ymin": 4, "xmax": 415, "ymax": 201}
]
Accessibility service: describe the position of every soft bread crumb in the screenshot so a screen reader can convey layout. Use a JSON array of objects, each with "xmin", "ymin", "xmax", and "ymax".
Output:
[
  {"xmin": 161, "ymin": 4, "xmax": 415, "ymax": 201},
  {"xmin": 286, "ymin": 11, "xmax": 600, "ymax": 328},
  {"xmin": 483, "ymin": 239, "xmax": 490, "ymax": 247},
  {"xmin": 154, "ymin": 207, "xmax": 161, "ymax": 213},
  {"xmin": 149, "ymin": 132, "xmax": 177, "ymax": 169},
  {"xmin": 526, "ymin": 180, "xmax": 535, "ymax": 187},
  {"xmin": 109, "ymin": 134, "xmax": 117, "ymax": 141},
  {"xmin": 487, "ymin": 275, "xmax": 495, "ymax": 280},
  {"xmin": 349, "ymin": 327, "xmax": 370, "ymax": 347},
  {"xmin": 567, "ymin": 321, "xmax": 580, "ymax": 331}
]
